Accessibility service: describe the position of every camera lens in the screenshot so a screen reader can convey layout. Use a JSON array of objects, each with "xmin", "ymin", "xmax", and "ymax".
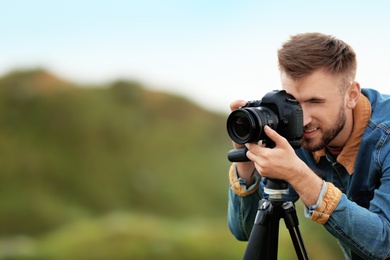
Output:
[
  {"xmin": 229, "ymin": 111, "xmax": 252, "ymax": 140},
  {"xmin": 226, "ymin": 107, "xmax": 278, "ymax": 144}
]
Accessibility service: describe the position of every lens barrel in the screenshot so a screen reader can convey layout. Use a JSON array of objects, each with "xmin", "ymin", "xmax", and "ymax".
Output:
[{"xmin": 226, "ymin": 107, "xmax": 278, "ymax": 144}]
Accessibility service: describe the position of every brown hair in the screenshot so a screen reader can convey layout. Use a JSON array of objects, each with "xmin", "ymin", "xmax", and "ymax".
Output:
[{"xmin": 277, "ymin": 32, "xmax": 357, "ymax": 89}]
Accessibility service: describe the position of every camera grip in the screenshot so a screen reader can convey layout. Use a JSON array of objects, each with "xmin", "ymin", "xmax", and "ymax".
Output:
[{"xmin": 227, "ymin": 147, "xmax": 250, "ymax": 162}]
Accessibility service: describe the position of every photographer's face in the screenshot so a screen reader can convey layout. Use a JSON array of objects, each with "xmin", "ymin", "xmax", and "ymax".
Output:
[{"xmin": 281, "ymin": 70, "xmax": 350, "ymax": 152}]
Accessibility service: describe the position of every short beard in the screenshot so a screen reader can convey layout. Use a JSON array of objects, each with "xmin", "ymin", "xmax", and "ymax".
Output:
[{"xmin": 301, "ymin": 104, "xmax": 346, "ymax": 152}]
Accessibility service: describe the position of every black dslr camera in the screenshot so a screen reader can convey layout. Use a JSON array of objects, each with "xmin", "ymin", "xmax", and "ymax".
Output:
[{"xmin": 226, "ymin": 90, "xmax": 303, "ymax": 162}]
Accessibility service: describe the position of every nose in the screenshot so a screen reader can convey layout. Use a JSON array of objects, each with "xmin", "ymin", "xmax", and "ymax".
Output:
[{"xmin": 302, "ymin": 106, "xmax": 311, "ymax": 127}]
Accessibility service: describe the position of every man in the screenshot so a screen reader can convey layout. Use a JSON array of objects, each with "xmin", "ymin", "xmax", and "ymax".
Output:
[{"xmin": 228, "ymin": 32, "xmax": 390, "ymax": 259}]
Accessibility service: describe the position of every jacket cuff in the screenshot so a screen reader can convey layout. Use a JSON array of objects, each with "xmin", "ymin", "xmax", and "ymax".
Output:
[
  {"xmin": 229, "ymin": 164, "xmax": 260, "ymax": 197},
  {"xmin": 308, "ymin": 181, "xmax": 342, "ymax": 224}
]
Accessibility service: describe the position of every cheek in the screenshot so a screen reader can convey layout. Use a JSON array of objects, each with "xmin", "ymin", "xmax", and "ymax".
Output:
[
  {"xmin": 302, "ymin": 105, "xmax": 334, "ymax": 126},
  {"xmin": 316, "ymin": 106, "xmax": 342, "ymax": 126}
]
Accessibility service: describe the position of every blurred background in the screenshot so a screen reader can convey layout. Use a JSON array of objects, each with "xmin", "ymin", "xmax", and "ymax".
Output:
[{"xmin": 1, "ymin": 0, "xmax": 389, "ymax": 259}]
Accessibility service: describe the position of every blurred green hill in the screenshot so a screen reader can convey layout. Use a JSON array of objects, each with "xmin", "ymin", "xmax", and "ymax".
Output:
[{"xmin": 0, "ymin": 69, "xmax": 343, "ymax": 259}]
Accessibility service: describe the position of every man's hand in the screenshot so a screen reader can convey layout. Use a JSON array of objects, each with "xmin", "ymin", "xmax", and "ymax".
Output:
[
  {"xmin": 245, "ymin": 125, "xmax": 300, "ymax": 183},
  {"xmin": 245, "ymin": 125, "xmax": 323, "ymax": 207}
]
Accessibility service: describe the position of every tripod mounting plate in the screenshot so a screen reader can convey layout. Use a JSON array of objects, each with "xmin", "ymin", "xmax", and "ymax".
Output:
[{"xmin": 264, "ymin": 187, "xmax": 289, "ymax": 200}]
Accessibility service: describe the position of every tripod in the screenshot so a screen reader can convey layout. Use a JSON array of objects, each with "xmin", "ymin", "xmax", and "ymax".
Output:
[{"xmin": 243, "ymin": 178, "xmax": 309, "ymax": 260}]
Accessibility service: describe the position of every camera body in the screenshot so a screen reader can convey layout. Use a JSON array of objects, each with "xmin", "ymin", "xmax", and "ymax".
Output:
[{"xmin": 227, "ymin": 90, "xmax": 303, "ymax": 152}]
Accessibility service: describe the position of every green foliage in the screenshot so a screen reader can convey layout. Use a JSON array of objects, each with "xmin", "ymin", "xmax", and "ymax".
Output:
[
  {"xmin": 37, "ymin": 213, "xmax": 246, "ymax": 259},
  {"xmin": 0, "ymin": 69, "xmax": 343, "ymax": 258}
]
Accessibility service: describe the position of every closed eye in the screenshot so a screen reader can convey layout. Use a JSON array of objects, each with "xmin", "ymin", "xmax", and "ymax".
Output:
[{"xmin": 306, "ymin": 98, "xmax": 325, "ymax": 104}]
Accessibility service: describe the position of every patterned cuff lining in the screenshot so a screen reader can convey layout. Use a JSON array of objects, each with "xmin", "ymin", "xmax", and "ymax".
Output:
[
  {"xmin": 310, "ymin": 182, "xmax": 342, "ymax": 224},
  {"xmin": 228, "ymin": 164, "xmax": 260, "ymax": 197}
]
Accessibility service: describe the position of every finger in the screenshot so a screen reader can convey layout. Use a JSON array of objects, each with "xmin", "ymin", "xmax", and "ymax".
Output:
[
  {"xmin": 244, "ymin": 143, "xmax": 266, "ymax": 164},
  {"xmin": 229, "ymin": 100, "xmax": 247, "ymax": 111},
  {"xmin": 244, "ymin": 143, "xmax": 263, "ymax": 157},
  {"xmin": 263, "ymin": 125, "xmax": 289, "ymax": 147},
  {"xmin": 245, "ymin": 144, "xmax": 257, "ymax": 161}
]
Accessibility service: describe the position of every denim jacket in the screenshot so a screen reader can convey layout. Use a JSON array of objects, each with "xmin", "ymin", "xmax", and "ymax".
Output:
[{"xmin": 228, "ymin": 88, "xmax": 390, "ymax": 260}]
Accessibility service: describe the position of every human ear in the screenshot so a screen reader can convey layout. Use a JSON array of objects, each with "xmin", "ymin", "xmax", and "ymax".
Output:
[{"xmin": 346, "ymin": 81, "xmax": 361, "ymax": 109}]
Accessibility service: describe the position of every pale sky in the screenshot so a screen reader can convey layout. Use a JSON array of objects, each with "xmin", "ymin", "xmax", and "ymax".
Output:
[{"xmin": 2, "ymin": 0, "xmax": 390, "ymax": 112}]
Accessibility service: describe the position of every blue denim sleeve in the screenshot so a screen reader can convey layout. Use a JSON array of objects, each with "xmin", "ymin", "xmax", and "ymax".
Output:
[
  {"xmin": 323, "ymin": 172, "xmax": 390, "ymax": 259},
  {"xmin": 324, "ymin": 195, "xmax": 390, "ymax": 259},
  {"xmin": 227, "ymin": 166, "xmax": 262, "ymax": 240},
  {"xmin": 228, "ymin": 188, "xmax": 261, "ymax": 241}
]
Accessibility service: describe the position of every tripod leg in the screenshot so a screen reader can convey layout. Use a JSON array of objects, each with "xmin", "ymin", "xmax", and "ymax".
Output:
[
  {"xmin": 243, "ymin": 199, "xmax": 276, "ymax": 260},
  {"xmin": 267, "ymin": 208, "xmax": 281, "ymax": 260},
  {"xmin": 282, "ymin": 201, "xmax": 309, "ymax": 260}
]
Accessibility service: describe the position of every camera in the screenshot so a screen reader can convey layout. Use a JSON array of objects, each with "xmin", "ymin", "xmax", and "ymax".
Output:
[{"xmin": 226, "ymin": 90, "xmax": 303, "ymax": 162}]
